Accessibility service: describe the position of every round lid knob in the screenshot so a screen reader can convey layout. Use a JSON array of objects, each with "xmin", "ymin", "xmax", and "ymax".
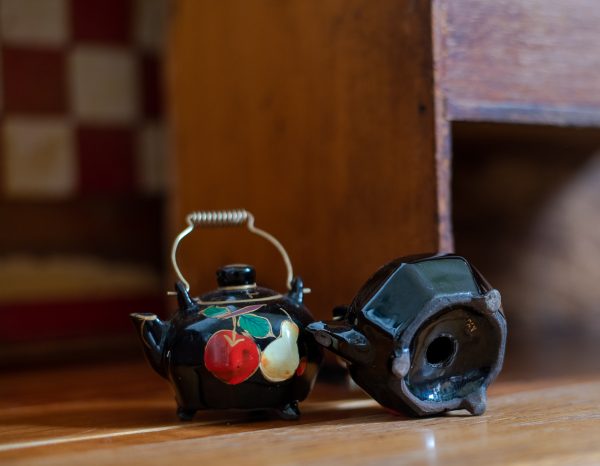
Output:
[{"xmin": 216, "ymin": 264, "xmax": 256, "ymax": 288}]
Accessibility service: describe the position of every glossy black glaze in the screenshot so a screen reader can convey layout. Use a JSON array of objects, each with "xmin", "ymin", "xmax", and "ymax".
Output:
[
  {"xmin": 307, "ymin": 254, "xmax": 507, "ymax": 417},
  {"xmin": 131, "ymin": 265, "xmax": 322, "ymax": 420},
  {"xmin": 216, "ymin": 264, "xmax": 256, "ymax": 287}
]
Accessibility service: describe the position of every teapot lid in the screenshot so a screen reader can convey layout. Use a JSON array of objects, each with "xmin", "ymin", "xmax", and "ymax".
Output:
[
  {"xmin": 216, "ymin": 264, "xmax": 256, "ymax": 287},
  {"xmin": 197, "ymin": 264, "xmax": 282, "ymax": 305},
  {"xmin": 169, "ymin": 210, "xmax": 309, "ymax": 305}
]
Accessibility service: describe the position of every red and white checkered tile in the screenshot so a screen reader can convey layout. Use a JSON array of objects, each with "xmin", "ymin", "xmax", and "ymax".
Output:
[
  {"xmin": 1, "ymin": 0, "xmax": 69, "ymax": 46},
  {"xmin": 0, "ymin": 0, "xmax": 165, "ymax": 199}
]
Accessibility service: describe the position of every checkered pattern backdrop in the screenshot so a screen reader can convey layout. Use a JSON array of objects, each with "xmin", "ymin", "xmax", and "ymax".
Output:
[
  {"xmin": 0, "ymin": 0, "xmax": 168, "ymax": 343},
  {"xmin": 0, "ymin": 0, "xmax": 166, "ymax": 198}
]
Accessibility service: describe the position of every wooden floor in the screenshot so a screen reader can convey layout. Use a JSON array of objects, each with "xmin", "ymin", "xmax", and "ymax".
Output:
[{"xmin": 1, "ymin": 361, "xmax": 599, "ymax": 465}]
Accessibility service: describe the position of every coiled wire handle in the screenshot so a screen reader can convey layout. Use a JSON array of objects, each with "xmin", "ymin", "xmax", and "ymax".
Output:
[{"xmin": 170, "ymin": 209, "xmax": 294, "ymax": 293}]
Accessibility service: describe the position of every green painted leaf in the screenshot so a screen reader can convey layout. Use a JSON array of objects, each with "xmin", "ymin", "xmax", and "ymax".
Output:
[
  {"xmin": 202, "ymin": 306, "xmax": 230, "ymax": 318},
  {"xmin": 238, "ymin": 314, "xmax": 272, "ymax": 338}
]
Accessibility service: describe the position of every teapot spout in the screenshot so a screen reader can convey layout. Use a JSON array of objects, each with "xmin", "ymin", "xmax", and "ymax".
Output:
[
  {"xmin": 306, "ymin": 321, "xmax": 373, "ymax": 365},
  {"xmin": 130, "ymin": 313, "xmax": 168, "ymax": 378}
]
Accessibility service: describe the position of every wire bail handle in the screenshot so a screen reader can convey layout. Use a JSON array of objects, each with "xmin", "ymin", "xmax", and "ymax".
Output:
[{"xmin": 170, "ymin": 209, "xmax": 295, "ymax": 293}]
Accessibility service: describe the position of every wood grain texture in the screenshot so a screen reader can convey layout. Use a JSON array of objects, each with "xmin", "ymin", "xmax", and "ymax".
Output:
[
  {"xmin": 435, "ymin": 0, "xmax": 600, "ymax": 126},
  {"xmin": 166, "ymin": 0, "xmax": 444, "ymax": 318},
  {"xmin": 1, "ymin": 362, "xmax": 599, "ymax": 465}
]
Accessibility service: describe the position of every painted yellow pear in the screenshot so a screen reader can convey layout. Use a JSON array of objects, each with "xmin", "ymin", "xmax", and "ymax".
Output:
[{"xmin": 260, "ymin": 320, "xmax": 300, "ymax": 382}]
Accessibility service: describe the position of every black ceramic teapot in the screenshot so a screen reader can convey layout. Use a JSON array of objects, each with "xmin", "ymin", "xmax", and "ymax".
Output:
[
  {"xmin": 308, "ymin": 254, "xmax": 507, "ymax": 417},
  {"xmin": 131, "ymin": 210, "xmax": 322, "ymax": 420}
]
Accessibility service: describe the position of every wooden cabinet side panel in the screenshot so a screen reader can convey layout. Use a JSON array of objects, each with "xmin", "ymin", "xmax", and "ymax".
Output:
[{"xmin": 166, "ymin": 0, "xmax": 440, "ymax": 316}]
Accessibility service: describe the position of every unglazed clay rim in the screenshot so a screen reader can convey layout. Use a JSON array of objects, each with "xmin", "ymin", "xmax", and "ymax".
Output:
[{"xmin": 390, "ymin": 291, "xmax": 507, "ymax": 416}]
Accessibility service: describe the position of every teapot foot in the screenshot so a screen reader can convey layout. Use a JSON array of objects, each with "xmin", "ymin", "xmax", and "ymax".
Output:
[
  {"xmin": 176, "ymin": 406, "xmax": 197, "ymax": 421},
  {"xmin": 276, "ymin": 401, "xmax": 300, "ymax": 420}
]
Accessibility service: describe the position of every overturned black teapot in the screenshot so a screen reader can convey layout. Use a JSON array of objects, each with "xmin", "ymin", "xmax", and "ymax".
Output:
[
  {"xmin": 308, "ymin": 254, "xmax": 506, "ymax": 416},
  {"xmin": 131, "ymin": 210, "xmax": 322, "ymax": 420}
]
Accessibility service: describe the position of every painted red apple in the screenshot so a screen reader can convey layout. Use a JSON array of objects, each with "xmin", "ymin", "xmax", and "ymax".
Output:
[{"xmin": 204, "ymin": 329, "xmax": 260, "ymax": 384}]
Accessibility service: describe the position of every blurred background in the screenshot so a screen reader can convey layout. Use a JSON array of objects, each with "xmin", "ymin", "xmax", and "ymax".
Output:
[
  {"xmin": 0, "ymin": 0, "xmax": 167, "ymax": 364},
  {"xmin": 1, "ymin": 0, "xmax": 599, "ymax": 380}
]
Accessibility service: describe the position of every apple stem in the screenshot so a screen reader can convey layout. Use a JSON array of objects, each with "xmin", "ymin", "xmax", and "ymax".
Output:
[{"xmin": 230, "ymin": 317, "xmax": 239, "ymax": 344}]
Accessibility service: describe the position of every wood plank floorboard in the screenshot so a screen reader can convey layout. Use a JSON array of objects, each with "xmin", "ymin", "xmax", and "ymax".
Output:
[{"xmin": 1, "ymin": 362, "xmax": 598, "ymax": 465}]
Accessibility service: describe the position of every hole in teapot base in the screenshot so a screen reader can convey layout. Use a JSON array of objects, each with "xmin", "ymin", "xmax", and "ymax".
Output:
[{"xmin": 425, "ymin": 335, "xmax": 457, "ymax": 367}]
